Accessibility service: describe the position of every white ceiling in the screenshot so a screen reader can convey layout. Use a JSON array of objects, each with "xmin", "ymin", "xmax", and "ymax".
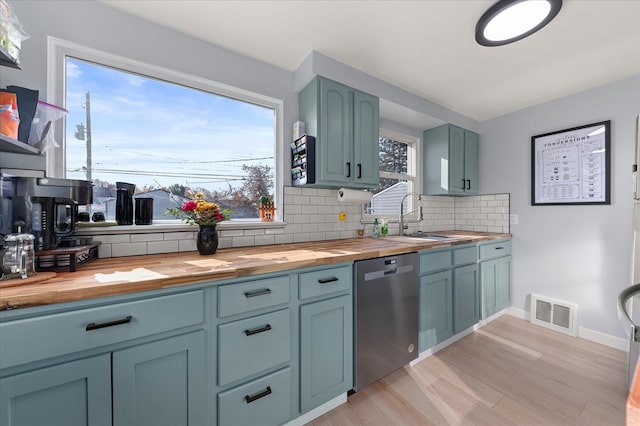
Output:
[{"xmin": 102, "ymin": 0, "xmax": 640, "ymax": 122}]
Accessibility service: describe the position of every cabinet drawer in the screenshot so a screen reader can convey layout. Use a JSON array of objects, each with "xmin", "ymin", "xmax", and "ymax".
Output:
[
  {"xmin": 218, "ymin": 309, "xmax": 290, "ymax": 386},
  {"xmin": 218, "ymin": 367, "xmax": 291, "ymax": 426},
  {"xmin": 218, "ymin": 275, "xmax": 290, "ymax": 318},
  {"xmin": 480, "ymin": 240, "xmax": 512, "ymax": 260},
  {"xmin": 299, "ymin": 265, "xmax": 351, "ymax": 300},
  {"xmin": 0, "ymin": 290, "xmax": 204, "ymax": 370},
  {"xmin": 420, "ymin": 249, "xmax": 451, "ymax": 274},
  {"xmin": 453, "ymin": 245, "xmax": 478, "ymax": 266}
]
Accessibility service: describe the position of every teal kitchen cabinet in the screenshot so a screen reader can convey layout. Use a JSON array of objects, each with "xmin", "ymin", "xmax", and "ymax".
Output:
[
  {"xmin": 452, "ymin": 245, "xmax": 480, "ymax": 334},
  {"xmin": 112, "ymin": 331, "xmax": 208, "ymax": 426},
  {"xmin": 0, "ymin": 355, "xmax": 112, "ymax": 426},
  {"xmin": 423, "ymin": 124, "xmax": 478, "ymax": 195},
  {"xmin": 419, "ymin": 244, "xmax": 480, "ymax": 351},
  {"xmin": 215, "ymin": 274, "xmax": 293, "ymax": 426},
  {"xmin": 299, "ymin": 76, "xmax": 379, "ymax": 188},
  {"xmin": 480, "ymin": 239, "xmax": 512, "ymax": 319},
  {"xmin": 419, "ymin": 270, "xmax": 453, "ymax": 351},
  {"xmin": 299, "ymin": 264, "xmax": 353, "ymax": 413},
  {"xmin": 0, "ymin": 290, "xmax": 208, "ymax": 426}
]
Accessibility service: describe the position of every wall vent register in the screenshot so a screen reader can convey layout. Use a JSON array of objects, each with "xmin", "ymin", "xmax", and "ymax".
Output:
[{"xmin": 530, "ymin": 293, "xmax": 578, "ymax": 336}]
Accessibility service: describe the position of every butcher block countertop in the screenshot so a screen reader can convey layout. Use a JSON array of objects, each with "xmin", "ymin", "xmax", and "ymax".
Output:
[{"xmin": 0, "ymin": 231, "xmax": 510, "ymax": 311}]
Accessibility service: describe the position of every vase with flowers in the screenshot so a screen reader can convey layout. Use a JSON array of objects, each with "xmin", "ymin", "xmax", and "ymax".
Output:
[{"xmin": 166, "ymin": 193, "xmax": 232, "ymax": 255}]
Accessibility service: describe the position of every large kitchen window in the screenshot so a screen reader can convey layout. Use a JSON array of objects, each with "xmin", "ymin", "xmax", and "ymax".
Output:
[
  {"xmin": 364, "ymin": 130, "xmax": 418, "ymax": 217},
  {"xmin": 51, "ymin": 40, "xmax": 280, "ymax": 223}
]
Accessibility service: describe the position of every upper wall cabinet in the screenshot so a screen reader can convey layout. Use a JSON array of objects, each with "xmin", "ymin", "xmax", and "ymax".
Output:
[
  {"xmin": 299, "ymin": 76, "xmax": 379, "ymax": 189},
  {"xmin": 423, "ymin": 124, "xmax": 478, "ymax": 195}
]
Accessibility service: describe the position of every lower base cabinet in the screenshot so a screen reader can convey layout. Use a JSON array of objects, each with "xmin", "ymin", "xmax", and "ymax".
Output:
[
  {"xmin": 300, "ymin": 294, "xmax": 353, "ymax": 413},
  {"xmin": 0, "ymin": 355, "xmax": 112, "ymax": 426},
  {"xmin": 0, "ymin": 331, "xmax": 207, "ymax": 426},
  {"xmin": 218, "ymin": 367, "xmax": 291, "ymax": 426},
  {"xmin": 453, "ymin": 263, "xmax": 480, "ymax": 334},
  {"xmin": 419, "ymin": 270, "xmax": 453, "ymax": 352},
  {"xmin": 481, "ymin": 256, "xmax": 512, "ymax": 319},
  {"xmin": 113, "ymin": 331, "xmax": 208, "ymax": 426}
]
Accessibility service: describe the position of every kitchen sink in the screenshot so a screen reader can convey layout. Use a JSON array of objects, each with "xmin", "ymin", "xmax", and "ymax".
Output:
[{"xmin": 405, "ymin": 232, "xmax": 465, "ymax": 241}]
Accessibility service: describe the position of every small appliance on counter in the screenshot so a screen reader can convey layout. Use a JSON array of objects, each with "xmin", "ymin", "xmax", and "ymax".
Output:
[
  {"xmin": 116, "ymin": 181, "xmax": 135, "ymax": 225},
  {"xmin": 1, "ymin": 174, "xmax": 99, "ymax": 273},
  {"xmin": 0, "ymin": 221, "xmax": 36, "ymax": 280}
]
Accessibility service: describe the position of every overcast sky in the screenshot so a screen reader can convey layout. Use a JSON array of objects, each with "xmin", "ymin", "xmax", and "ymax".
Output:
[{"xmin": 65, "ymin": 57, "xmax": 275, "ymax": 193}]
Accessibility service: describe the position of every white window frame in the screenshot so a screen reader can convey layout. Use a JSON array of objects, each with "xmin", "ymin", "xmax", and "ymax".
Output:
[
  {"xmin": 363, "ymin": 129, "xmax": 419, "ymax": 222},
  {"xmin": 45, "ymin": 36, "xmax": 284, "ymax": 228}
]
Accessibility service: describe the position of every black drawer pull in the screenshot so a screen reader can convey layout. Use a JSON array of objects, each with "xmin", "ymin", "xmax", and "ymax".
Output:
[
  {"xmin": 461, "ymin": 179, "xmax": 465, "ymax": 190},
  {"xmin": 495, "ymin": 246, "xmax": 504, "ymax": 250},
  {"xmin": 244, "ymin": 324, "xmax": 272, "ymax": 336},
  {"xmin": 466, "ymin": 179, "xmax": 471, "ymax": 190},
  {"xmin": 86, "ymin": 315, "xmax": 132, "ymax": 331},
  {"xmin": 245, "ymin": 386, "xmax": 272, "ymax": 404},
  {"xmin": 244, "ymin": 288, "xmax": 272, "ymax": 298},
  {"xmin": 357, "ymin": 163, "xmax": 362, "ymax": 179},
  {"xmin": 318, "ymin": 277, "xmax": 339, "ymax": 284},
  {"xmin": 346, "ymin": 162, "xmax": 351, "ymax": 178}
]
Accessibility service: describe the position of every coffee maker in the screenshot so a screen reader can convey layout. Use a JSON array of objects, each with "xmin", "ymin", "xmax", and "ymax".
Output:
[{"xmin": 6, "ymin": 176, "xmax": 93, "ymax": 251}]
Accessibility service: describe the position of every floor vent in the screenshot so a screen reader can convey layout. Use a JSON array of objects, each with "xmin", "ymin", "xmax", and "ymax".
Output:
[{"xmin": 530, "ymin": 294, "xmax": 578, "ymax": 337}]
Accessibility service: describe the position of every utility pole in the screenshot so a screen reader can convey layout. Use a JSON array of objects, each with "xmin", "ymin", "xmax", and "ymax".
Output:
[
  {"xmin": 85, "ymin": 91, "xmax": 92, "ymax": 187},
  {"xmin": 75, "ymin": 91, "xmax": 93, "ymax": 214}
]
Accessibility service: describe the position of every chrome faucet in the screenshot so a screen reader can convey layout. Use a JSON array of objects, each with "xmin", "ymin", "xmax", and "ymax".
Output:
[{"xmin": 399, "ymin": 192, "xmax": 423, "ymax": 236}]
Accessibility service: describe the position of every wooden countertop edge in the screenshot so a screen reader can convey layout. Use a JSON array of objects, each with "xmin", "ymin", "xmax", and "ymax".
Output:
[
  {"xmin": 0, "ymin": 232, "xmax": 511, "ymax": 311},
  {"xmin": 629, "ymin": 359, "xmax": 640, "ymax": 425}
]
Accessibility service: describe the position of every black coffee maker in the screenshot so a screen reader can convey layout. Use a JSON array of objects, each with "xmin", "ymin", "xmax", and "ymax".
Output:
[
  {"xmin": 9, "ymin": 177, "xmax": 93, "ymax": 251},
  {"xmin": 116, "ymin": 182, "xmax": 135, "ymax": 225}
]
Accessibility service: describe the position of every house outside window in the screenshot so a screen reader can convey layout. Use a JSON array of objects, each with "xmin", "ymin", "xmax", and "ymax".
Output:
[
  {"xmin": 364, "ymin": 130, "xmax": 418, "ymax": 218},
  {"xmin": 49, "ymin": 39, "xmax": 281, "ymax": 223}
]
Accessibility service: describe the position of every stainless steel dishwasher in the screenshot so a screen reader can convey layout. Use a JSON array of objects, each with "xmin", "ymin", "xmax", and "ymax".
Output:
[{"xmin": 353, "ymin": 252, "xmax": 419, "ymax": 391}]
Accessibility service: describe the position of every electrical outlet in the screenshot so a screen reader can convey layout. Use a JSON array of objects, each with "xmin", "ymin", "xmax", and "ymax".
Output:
[{"xmin": 510, "ymin": 214, "xmax": 519, "ymax": 225}]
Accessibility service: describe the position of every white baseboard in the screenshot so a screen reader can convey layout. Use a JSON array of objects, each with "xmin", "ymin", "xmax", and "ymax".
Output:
[
  {"xmin": 284, "ymin": 393, "xmax": 347, "ymax": 426},
  {"xmin": 504, "ymin": 308, "xmax": 628, "ymax": 351}
]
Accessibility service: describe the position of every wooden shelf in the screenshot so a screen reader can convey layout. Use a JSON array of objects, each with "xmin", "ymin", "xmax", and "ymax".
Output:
[
  {"xmin": 0, "ymin": 133, "xmax": 40, "ymax": 155},
  {"xmin": 0, "ymin": 45, "xmax": 20, "ymax": 69}
]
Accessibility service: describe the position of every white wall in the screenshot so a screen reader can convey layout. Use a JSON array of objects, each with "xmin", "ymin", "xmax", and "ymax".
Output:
[{"xmin": 479, "ymin": 75, "xmax": 640, "ymax": 339}]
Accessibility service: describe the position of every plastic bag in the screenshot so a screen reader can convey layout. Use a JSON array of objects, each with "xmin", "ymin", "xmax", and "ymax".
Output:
[
  {"xmin": 28, "ymin": 101, "xmax": 67, "ymax": 151},
  {"xmin": 0, "ymin": 91, "xmax": 19, "ymax": 139},
  {"xmin": 0, "ymin": 0, "xmax": 29, "ymax": 63}
]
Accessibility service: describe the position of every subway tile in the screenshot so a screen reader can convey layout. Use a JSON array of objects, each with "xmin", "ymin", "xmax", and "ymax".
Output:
[
  {"xmin": 293, "ymin": 232, "xmax": 311, "ymax": 243},
  {"xmin": 232, "ymin": 236, "xmax": 255, "ymax": 247},
  {"xmin": 98, "ymin": 243, "xmax": 112, "ymax": 258},
  {"xmin": 293, "ymin": 195, "xmax": 310, "ymax": 205},
  {"xmin": 316, "ymin": 188, "xmax": 335, "ymax": 197},
  {"xmin": 243, "ymin": 229, "xmax": 266, "ymax": 236},
  {"xmin": 302, "ymin": 223, "xmax": 320, "ymax": 233},
  {"xmin": 254, "ymin": 235, "xmax": 276, "ymax": 246},
  {"xmin": 284, "ymin": 223, "xmax": 302, "ymax": 233},
  {"xmin": 300, "ymin": 187, "xmax": 318, "ymax": 197},
  {"xmin": 217, "ymin": 238, "xmax": 232, "ymax": 249},
  {"xmin": 264, "ymin": 227, "xmax": 285, "ymax": 235},
  {"xmin": 92, "ymin": 234, "xmax": 130, "ymax": 244},
  {"xmin": 284, "ymin": 186, "xmax": 301, "ymax": 196},
  {"xmin": 130, "ymin": 233, "xmax": 164, "ymax": 242},
  {"xmin": 274, "ymin": 234, "xmax": 294, "ymax": 244},
  {"xmin": 164, "ymin": 231, "xmax": 197, "ymax": 240},
  {"xmin": 220, "ymin": 229, "xmax": 245, "ymax": 238},
  {"xmin": 111, "ymin": 242, "xmax": 148, "ymax": 257},
  {"xmin": 179, "ymin": 239, "xmax": 197, "ymax": 252},
  {"xmin": 284, "ymin": 204, "xmax": 302, "ymax": 215},
  {"xmin": 148, "ymin": 240, "xmax": 179, "ymax": 254}
]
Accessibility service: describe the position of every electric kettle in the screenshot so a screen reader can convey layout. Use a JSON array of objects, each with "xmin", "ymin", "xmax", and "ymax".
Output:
[{"xmin": 1, "ymin": 221, "xmax": 36, "ymax": 280}]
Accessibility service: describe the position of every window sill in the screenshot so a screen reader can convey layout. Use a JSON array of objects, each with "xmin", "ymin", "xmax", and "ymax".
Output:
[{"xmin": 75, "ymin": 220, "xmax": 287, "ymax": 236}]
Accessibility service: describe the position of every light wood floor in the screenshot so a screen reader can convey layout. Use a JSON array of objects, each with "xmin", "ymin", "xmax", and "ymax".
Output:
[{"xmin": 309, "ymin": 315, "xmax": 628, "ymax": 426}]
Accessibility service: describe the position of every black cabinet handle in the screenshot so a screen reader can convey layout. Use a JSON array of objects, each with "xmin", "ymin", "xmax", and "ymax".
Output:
[
  {"xmin": 244, "ymin": 324, "xmax": 272, "ymax": 336},
  {"xmin": 318, "ymin": 277, "xmax": 339, "ymax": 284},
  {"xmin": 86, "ymin": 315, "xmax": 132, "ymax": 331},
  {"xmin": 357, "ymin": 164, "xmax": 362, "ymax": 179},
  {"xmin": 346, "ymin": 162, "xmax": 351, "ymax": 178},
  {"xmin": 245, "ymin": 386, "xmax": 272, "ymax": 404},
  {"xmin": 461, "ymin": 179, "xmax": 465, "ymax": 190},
  {"xmin": 495, "ymin": 246, "xmax": 504, "ymax": 250},
  {"xmin": 466, "ymin": 179, "xmax": 471, "ymax": 190},
  {"xmin": 244, "ymin": 288, "xmax": 272, "ymax": 298}
]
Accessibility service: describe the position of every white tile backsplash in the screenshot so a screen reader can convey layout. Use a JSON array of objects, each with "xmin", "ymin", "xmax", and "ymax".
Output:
[{"xmin": 88, "ymin": 187, "xmax": 510, "ymax": 257}]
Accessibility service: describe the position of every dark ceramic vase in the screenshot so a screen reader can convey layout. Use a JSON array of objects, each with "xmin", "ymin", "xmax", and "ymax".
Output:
[{"xmin": 197, "ymin": 225, "xmax": 218, "ymax": 255}]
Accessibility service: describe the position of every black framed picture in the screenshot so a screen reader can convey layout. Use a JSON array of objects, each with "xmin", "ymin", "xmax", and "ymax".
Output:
[{"xmin": 531, "ymin": 120, "xmax": 611, "ymax": 205}]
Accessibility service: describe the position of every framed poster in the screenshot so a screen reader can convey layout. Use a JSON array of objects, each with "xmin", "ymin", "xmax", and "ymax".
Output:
[{"xmin": 531, "ymin": 120, "xmax": 610, "ymax": 205}]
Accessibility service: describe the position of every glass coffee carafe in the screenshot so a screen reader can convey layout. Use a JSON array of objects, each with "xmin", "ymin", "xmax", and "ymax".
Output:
[{"xmin": 1, "ymin": 221, "xmax": 36, "ymax": 280}]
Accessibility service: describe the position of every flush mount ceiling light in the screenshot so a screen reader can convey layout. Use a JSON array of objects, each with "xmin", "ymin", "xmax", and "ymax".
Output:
[{"xmin": 475, "ymin": 0, "xmax": 562, "ymax": 46}]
